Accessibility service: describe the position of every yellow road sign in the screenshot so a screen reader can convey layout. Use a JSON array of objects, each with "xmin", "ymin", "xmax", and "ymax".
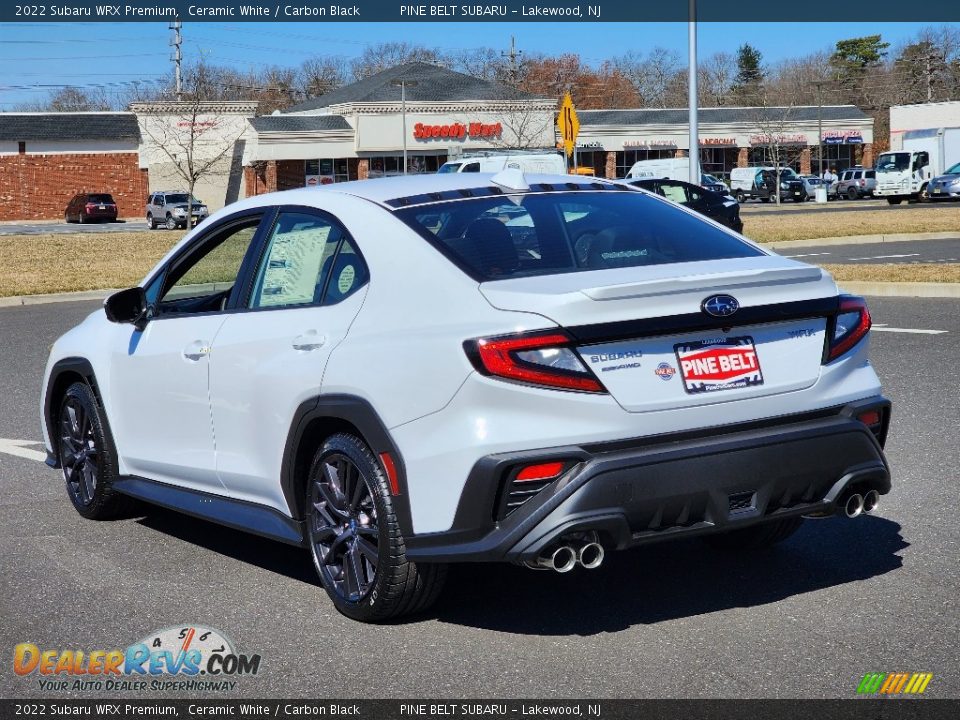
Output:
[{"xmin": 557, "ymin": 92, "xmax": 579, "ymax": 158}]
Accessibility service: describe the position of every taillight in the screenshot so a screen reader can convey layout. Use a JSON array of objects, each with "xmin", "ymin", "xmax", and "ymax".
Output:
[
  {"xmin": 859, "ymin": 179, "xmax": 866, "ymax": 186},
  {"xmin": 464, "ymin": 330, "xmax": 606, "ymax": 393},
  {"xmin": 825, "ymin": 295, "xmax": 871, "ymax": 362}
]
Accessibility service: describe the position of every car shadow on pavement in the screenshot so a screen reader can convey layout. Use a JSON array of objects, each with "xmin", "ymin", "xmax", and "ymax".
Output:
[
  {"xmin": 434, "ymin": 516, "xmax": 907, "ymax": 635},
  {"xmin": 134, "ymin": 509, "xmax": 905, "ymax": 635},
  {"xmin": 135, "ymin": 507, "xmax": 322, "ymax": 587}
]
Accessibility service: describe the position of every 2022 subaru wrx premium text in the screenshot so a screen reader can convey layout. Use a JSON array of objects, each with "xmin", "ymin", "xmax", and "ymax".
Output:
[{"xmin": 40, "ymin": 170, "xmax": 892, "ymax": 622}]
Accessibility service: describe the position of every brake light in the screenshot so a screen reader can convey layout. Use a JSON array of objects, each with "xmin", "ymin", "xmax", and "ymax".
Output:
[
  {"xmin": 825, "ymin": 295, "xmax": 871, "ymax": 362},
  {"xmin": 464, "ymin": 330, "xmax": 606, "ymax": 393},
  {"xmin": 859, "ymin": 179, "xmax": 866, "ymax": 186}
]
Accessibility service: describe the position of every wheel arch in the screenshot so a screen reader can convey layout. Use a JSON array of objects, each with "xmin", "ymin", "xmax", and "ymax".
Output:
[
  {"xmin": 281, "ymin": 394, "xmax": 414, "ymax": 537},
  {"xmin": 44, "ymin": 357, "xmax": 106, "ymax": 468}
]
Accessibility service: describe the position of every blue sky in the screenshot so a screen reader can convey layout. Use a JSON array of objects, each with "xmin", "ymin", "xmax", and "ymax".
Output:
[{"xmin": 0, "ymin": 21, "xmax": 949, "ymax": 108}]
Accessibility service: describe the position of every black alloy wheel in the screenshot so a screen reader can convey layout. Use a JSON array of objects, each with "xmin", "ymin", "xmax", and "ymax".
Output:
[
  {"xmin": 306, "ymin": 433, "xmax": 447, "ymax": 622},
  {"xmin": 60, "ymin": 395, "xmax": 99, "ymax": 507},
  {"xmin": 309, "ymin": 452, "xmax": 380, "ymax": 602},
  {"xmin": 57, "ymin": 382, "xmax": 135, "ymax": 519}
]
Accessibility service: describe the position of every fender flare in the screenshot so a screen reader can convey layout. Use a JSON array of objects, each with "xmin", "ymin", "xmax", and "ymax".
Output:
[
  {"xmin": 43, "ymin": 357, "xmax": 115, "ymax": 470},
  {"xmin": 280, "ymin": 394, "xmax": 414, "ymax": 538}
]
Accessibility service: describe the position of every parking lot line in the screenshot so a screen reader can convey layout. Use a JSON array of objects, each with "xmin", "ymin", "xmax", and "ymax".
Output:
[
  {"xmin": 872, "ymin": 324, "xmax": 948, "ymax": 335},
  {"xmin": 0, "ymin": 438, "xmax": 46, "ymax": 462}
]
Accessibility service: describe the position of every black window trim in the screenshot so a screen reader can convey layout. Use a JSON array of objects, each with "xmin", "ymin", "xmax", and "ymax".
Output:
[{"xmin": 144, "ymin": 206, "xmax": 276, "ymax": 322}]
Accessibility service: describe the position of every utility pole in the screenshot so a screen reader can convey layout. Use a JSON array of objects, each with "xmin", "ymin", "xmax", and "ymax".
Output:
[
  {"xmin": 812, "ymin": 80, "xmax": 824, "ymax": 178},
  {"xmin": 688, "ymin": 0, "xmax": 699, "ymax": 185},
  {"xmin": 502, "ymin": 36, "xmax": 523, "ymax": 87},
  {"xmin": 170, "ymin": 20, "xmax": 183, "ymax": 100}
]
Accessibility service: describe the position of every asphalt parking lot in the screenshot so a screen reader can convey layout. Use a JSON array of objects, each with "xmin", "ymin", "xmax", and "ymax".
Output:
[
  {"xmin": 0, "ymin": 297, "xmax": 957, "ymax": 699},
  {"xmin": 781, "ymin": 238, "xmax": 960, "ymax": 264},
  {"xmin": 0, "ymin": 220, "xmax": 149, "ymax": 235}
]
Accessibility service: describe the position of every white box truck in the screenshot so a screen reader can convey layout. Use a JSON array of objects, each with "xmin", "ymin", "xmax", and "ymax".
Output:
[
  {"xmin": 874, "ymin": 126, "xmax": 960, "ymax": 204},
  {"xmin": 438, "ymin": 152, "xmax": 566, "ymax": 175},
  {"xmin": 625, "ymin": 158, "xmax": 727, "ymax": 193}
]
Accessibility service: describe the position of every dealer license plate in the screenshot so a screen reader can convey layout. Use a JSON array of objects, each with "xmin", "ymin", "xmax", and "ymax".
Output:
[{"xmin": 674, "ymin": 336, "xmax": 764, "ymax": 395}]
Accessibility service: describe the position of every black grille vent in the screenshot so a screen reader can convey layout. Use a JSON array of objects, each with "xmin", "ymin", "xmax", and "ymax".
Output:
[
  {"xmin": 728, "ymin": 491, "xmax": 756, "ymax": 514},
  {"xmin": 499, "ymin": 479, "xmax": 552, "ymax": 519}
]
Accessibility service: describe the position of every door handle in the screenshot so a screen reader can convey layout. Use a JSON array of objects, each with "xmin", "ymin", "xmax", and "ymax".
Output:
[
  {"xmin": 292, "ymin": 330, "xmax": 326, "ymax": 352},
  {"xmin": 183, "ymin": 340, "xmax": 211, "ymax": 362}
]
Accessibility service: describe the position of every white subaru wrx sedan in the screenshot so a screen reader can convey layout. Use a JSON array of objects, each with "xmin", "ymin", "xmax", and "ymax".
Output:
[{"xmin": 40, "ymin": 171, "xmax": 891, "ymax": 622}]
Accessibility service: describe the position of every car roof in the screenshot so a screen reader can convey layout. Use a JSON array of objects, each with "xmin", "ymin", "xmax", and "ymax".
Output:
[{"xmin": 253, "ymin": 173, "xmax": 622, "ymax": 209}]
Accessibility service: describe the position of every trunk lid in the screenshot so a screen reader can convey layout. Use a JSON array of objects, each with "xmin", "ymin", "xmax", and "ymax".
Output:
[{"xmin": 479, "ymin": 255, "xmax": 837, "ymax": 412}]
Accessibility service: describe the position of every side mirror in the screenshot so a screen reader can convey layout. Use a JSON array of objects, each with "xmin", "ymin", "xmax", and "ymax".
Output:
[{"xmin": 104, "ymin": 287, "xmax": 147, "ymax": 327}]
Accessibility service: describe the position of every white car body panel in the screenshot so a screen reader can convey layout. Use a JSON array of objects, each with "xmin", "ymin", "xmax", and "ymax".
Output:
[{"xmin": 40, "ymin": 173, "xmax": 884, "ymax": 539}]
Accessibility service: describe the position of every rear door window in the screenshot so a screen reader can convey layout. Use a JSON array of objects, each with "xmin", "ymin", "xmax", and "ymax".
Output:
[{"xmin": 395, "ymin": 190, "xmax": 762, "ymax": 281}]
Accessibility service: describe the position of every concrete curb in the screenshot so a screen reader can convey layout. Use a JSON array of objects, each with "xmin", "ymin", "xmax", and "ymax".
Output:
[
  {"xmin": 765, "ymin": 231, "xmax": 960, "ymax": 249},
  {"xmin": 837, "ymin": 281, "xmax": 960, "ymax": 298},
  {"xmin": 0, "ymin": 289, "xmax": 116, "ymax": 308}
]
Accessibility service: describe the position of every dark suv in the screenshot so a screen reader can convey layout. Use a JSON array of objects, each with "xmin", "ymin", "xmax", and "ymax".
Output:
[{"xmin": 64, "ymin": 193, "xmax": 118, "ymax": 224}]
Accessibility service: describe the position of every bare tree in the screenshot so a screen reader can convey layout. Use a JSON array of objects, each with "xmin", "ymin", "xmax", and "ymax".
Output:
[
  {"xmin": 350, "ymin": 42, "xmax": 440, "ymax": 80},
  {"xmin": 298, "ymin": 56, "xmax": 349, "ymax": 99},
  {"xmin": 746, "ymin": 93, "xmax": 804, "ymax": 205},
  {"xmin": 15, "ymin": 86, "xmax": 114, "ymax": 112},
  {"xmin": 612, "ymin": 48, "xmax": 682, "ymax": 108},
  {"xmin": 133, "ymin": 65, "xmax": 253, "ymax": 210},
  {"xmin": 700, "ymin": 52, "xmax": 736, "ymax": 107}
]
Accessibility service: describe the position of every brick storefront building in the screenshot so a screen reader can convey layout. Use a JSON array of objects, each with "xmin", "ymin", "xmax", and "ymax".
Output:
[
  {"xmin": 0, "ymin": 113, "xmax": 147, "ymax": 221},
  {"xmin": 0, "ymin": 64, "xmax": 876, "ymax": 222}
]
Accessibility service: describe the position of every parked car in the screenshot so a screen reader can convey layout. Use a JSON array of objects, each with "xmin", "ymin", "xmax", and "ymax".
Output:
[
  {"xmin": 926, "ymin": 161, "xmax": 960, "ymax": 201},
  {"xmin": 701, "ymin": 173, "xmax": 728, "ymax": 194},
  {"xmin": 625, "ymin": 177, "xmax": 743, "ymax": 233},
  {"xmin": 64, "ymin": 193, "xmax": 118, "ymax": 224},
  {"xmin": 146, "ymin": 191, "xmax": 209, "ymax": 230},
  {"xmin": 41, "ymin": 170, "xmax": 891, "ymax": 622},
  {"xmin": 832, "ymin": 167, "xmax": 877, "ymax": 200},
  {"xmin": 799, "ymin": 175, "xmax": 825, "ymax": 199},
  {"xmin": 624, "ymin": 157, "xmax": 727, "ymax": 193},
  {"xmin": 730, "ymin": 167, "xmax": 807, "ymax": 203}
]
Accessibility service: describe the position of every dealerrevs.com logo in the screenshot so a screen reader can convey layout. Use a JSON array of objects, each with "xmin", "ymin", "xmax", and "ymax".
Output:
[{"xmin": 13, "ymin": 625, "xmax": 261, "ymax": 692}]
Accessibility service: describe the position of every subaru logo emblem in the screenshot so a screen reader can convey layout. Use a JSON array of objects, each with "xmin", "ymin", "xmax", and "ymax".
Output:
[{"xmin": 702, "ymin": 294, "xmax": 740, "ymax": 318}]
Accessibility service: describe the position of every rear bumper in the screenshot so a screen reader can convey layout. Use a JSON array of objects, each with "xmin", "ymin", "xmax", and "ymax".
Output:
[{"xmin": 404, "ymin": 396, "xmax": 891, "ymax": 563}]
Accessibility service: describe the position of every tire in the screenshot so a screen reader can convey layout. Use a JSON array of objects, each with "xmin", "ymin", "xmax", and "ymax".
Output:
[
  {"xmin": 918, "ymin": 184, "xmax": 930, "ymax": 203},
  {"xmin": 147, "ymin": 213, "xmax": 157, "ymax": 229},
  {"xmin": 704, "ymin": 517, "xmax": 804, "ymax": 550},
  {"xmin": 57, "ymin": 382, "xmax": 136, "ymax": 520},
  {"xmin": 165, "ymin": 214, "xmax": 178, "ymax": 231},
  {"xmin": 887, "ymin": 198, "xmax": 903, "ymax": 205},
  {"xmin": 78, "ymin": 213, "xmax": 86, "ymax": 224},
  {"xmin": 735, "ymin": 191, "xmax": 745, "ymax": 203},
  {"xmin": 65, "ymin": 213, "xmax": 72, "ymax": 224},
  {"xmin": 847, "ymin": 187, "xmax": 859, "ymax": 200},
  {"xmin": 306, "ymin": 433, "xmax": 446, "ymax": 622}
]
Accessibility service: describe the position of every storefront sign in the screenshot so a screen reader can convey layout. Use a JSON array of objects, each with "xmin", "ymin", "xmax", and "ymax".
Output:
[
  {"xmin": 624, "ymin": 139, "xmax": 677, "ymax": 149},
  {"xmin": 749, "ymin": 133, "xmax": 807, "ymax": 145},
  {"xmin": 823, "ymin": 130, "xmax": 863, "ymax": 144},
  {"xmin": 700, "ymin": 137, "xmax": 736, "ymax": 146},
  {"xmin": 413, "ymin": 122, "xmax": 502, "ymax": 140}
]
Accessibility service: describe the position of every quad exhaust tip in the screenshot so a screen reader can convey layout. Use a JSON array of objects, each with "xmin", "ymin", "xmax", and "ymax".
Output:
[
  {"xmin": 844, "ymin": 492, "xmax": 864, "ymax": 519},
  {"xmin": 537, "ymin": 545, "xmax": 577, "ymax": 573},
  {"xmin": 863, "ymin": 489, "xmax": 880, "ymax": 514},
  {"xmin": 578, "ymin": 542, "xmax": 605, "ymax": 570}
]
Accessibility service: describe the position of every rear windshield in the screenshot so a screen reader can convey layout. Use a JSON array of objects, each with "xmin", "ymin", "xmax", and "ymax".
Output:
[
  {"xmin": 87, "ymin": 194, "xmax": 114, "ymax": 203},
  {"xmin": 394, "ymin": 190, "xmax": 762, "ymax": 281}
]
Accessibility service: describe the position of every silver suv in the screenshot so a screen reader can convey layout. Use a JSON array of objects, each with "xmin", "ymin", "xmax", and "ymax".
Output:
[
  {"xmin": 146, "ymin": 191, "xmax": 209, "ymax": 230},
  {"xmin": 831, "ymin": 168, "xmax": 877, "ymax": 200}
]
